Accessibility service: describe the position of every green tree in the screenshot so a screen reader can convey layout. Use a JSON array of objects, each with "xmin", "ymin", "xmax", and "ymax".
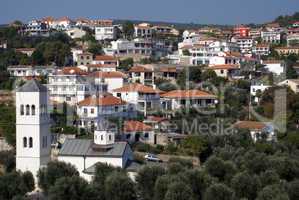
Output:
[
  {"xmin": 0, "ymin": 103, "xmax": 16, "ymax": 146},
  {"xmin": 164, "ymin": 182, "xmax": 193, "ymax": 200},
  {"xmin": 104, "ymin": 172, "xmax": 136, "ymax": 200},
  {"xmin": 0, "ymin": 150, "xmax": 16, "ymax": 172},
  {"xmin": 180, "ymin": 135, "xmax": 208, "ymax": 157},
  {"xmin": 93, "ymin": 162, "xmax": 120, "ymax": 186},
  {"xmin": 37, "ymin": 161, "xmax": 79, "ymax": 193},
  {"xmin": 88, "ymin": 43, "xmax": 103, "ymax": 55},
  {"xmin": 122, "ymin": 21, "xmax": 134, "ymax": 39},
  {"xmin": 136, "ymin": 165, "xmax": 166, "ymax": 200},
  {"xmin": 288, "ymin": 179, "xmax": 299, "ymax": 200},
  {"xmin": 22, "ymin": 171, "xmax": 35, "ymax": 193},
  {"xmin": 119, "ymin": 57, "xmax": 134, "ymax": 71},
  {"xmin": 0, "ymin": 171, "xmax": 34, "ymax": 200},
  {"xmin": 204, "ymin": 183, "xmax": 234, "ymax": 200},
  {"xmin": 256, "ymin": 184, "xmax": 289, "ymax": 200},
  {"xmin": 231, "ymin": 171, "xmax": 261, "ymax": 200},
  {"xmin": 48, "ymin": 176, "xmax": 93, "ymax": 200}
]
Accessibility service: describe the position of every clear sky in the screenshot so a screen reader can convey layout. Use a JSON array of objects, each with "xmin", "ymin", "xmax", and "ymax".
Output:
[{"xmin": 1, "ymin": 0, "xmax": 299, "ymax": 25}]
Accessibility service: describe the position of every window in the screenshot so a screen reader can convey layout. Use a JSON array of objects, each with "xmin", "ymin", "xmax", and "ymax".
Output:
[
  {"xmin": 84, "ymin": 108, "xmax": 88, "ymax": 114},
  {"xmin": 91, "ymin": 108, "xmax": 94, "ymax": 114},
  {"xmin": 144, "ymin": 133, "xmax": 149, "ymax": 138},
  {"xmin": 220, "ymin": 70, "xmax": 224, "ymax": 74},
  {"xmin": 26, "ymin": 105, "xmax": 30, "ymax": 115},
  {"xmin": 23, "ymin": 137, "xmax": 27, "ymax": 147},
  {"xmin": 31, "ymin": 105, "xmax": 36, "ymax": 115},
  {"xmin": 29, "ymin": 137, "xmax": 33, "ymax": 148},
  {"xmin": 101, "ymin": 135, "xmax": 103, "ymax": 140},
  {"xmin": 109, "ymin": 135, "xmax": 112, "ymax": 141},
  {"xmin": 42, "ymin": 136, "xmax": 47, "ymax": 148},
  {"xmin": 115, "ymin": 106, "xmax": 118, "ymax": 112},
  {"xmin": 117, "ymin": 93, "xmax": 121, "ymax": 98},
  {"xmin": 20, "ymin": 105, "xmax": 24, "ymax": 115}
]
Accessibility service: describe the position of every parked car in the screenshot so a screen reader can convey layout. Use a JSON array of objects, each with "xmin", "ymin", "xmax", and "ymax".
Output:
[{"xmin": 144, "ymin": 153, "xmax": 162, "ymax": 162}]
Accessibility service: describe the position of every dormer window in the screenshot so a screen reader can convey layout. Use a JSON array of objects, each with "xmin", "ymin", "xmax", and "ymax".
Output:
[
  {"xmin": 23, "ymin": 137, "xmax": 27, "ymax": 147},
  {"xmin": 29, "ymin": 137, "xmax": 33, "ymax": 148}
]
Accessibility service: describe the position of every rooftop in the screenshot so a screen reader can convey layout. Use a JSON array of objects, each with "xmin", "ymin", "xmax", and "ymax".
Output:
[
  {"xmin": 161, "ymin": 90, "xmax": 216, "ymax": 99},
  {"xmin": 113, "ymin": 83, "xmax": 162, "ymax": 94},
  {"xmin": 91, "ymin": 71, "xmax": 126, "ymax": 79},
  {"xmin": 124, "ymin": 120, "xmax": 152, "ymax": 132},
  {"xmin": 16, "ymin": 79, "xmax": 47, "ymax": 93},
  {"xmin": 234, "ymin": 121, "xmax": 267, "ymax": 130},
  {"xmin": 78, "ymin": 95, "xmax": 126, "ymax": 106}
]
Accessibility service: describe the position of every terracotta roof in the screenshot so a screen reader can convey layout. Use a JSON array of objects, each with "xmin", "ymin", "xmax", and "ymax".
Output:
[
  {"xmin": 124, "ymin": 120, "xmax": 152, "ymax": 132},
  {"xmin": 86, "ymin": 64, "xmax": 116, "ymax": 68},
  {"xmin": 161, "ymin": 90, "xmax": 216, "ymax": 99},
  {"xmin": 255, "ymin": 43, "xmax": 270, "ymax": 48},
  {"xmin": 59, "ymin": 67, "xmax": 88, "ymax": 75},
  {"xmin": 91, "ymin": 71, "xmax": 127, "ymax": 79},
  {"xmin": 234, "ymin": 121, "xmax": 267, "ymax": 130},
  {"xmin": 224, "ymin": 52, "xmax": 241, "ymax": 57},
  {"xmin": 94, "ymin": 55, "xmax": 117, "ymax": 61},
  {"xmin": 78, "ymin": 95, "xmax": 126, "ymax": 106},
  {"xmin": 209, "ymin": 64, "xmax": 240, "ymax": 70},
  {"xmin": 129, "ymin": 66, "xmax": 153, "ymax": 73},
  {"xmin": 146, "ymin": 116, "xmax": 166, "ymax": 123},
  {"xmin": 113, "ymin": 83, "xmax": 162, "ymax": 94},
  {"xmin": 159, "ymin": 67, "xmax": 178, "ymax": 73},
  {"xmin": 275, "ymin": 46, "xmax": 299, "ymax": 50},
  {"xmin": 15, "ymin": 48, "xmax": 35, "ymax": 52}
]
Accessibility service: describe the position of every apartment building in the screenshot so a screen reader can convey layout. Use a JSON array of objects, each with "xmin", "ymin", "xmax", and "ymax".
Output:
[
  {"xmin": 91, "ymin": 71, "xmax": 126, "ymax": 92},
  {"xmin": 77, "ymin": 52, "xmax": 93, "ymax": 65},
  {"xmin": 47, "ymin": 67, "xmax": 107, "ymax": 105},
  {"xmin": 77, "ymin": 95, "xmax": 135, "ymax": 130},
  {"xmin": 112, "ymin": 83, "xmax": 161, "ymax": 116},
  {"xmin": 252, "ymin": 44, "xmax": 270, "ymax": 56},
  {"xmin": 231, "ymin": 36, "xmax": 254, "ymax": 55},
  {"xmin": 134, "ymin": 23, "xmax": 153, "ymax": 38},
  {"xmin": 22, "ymin": 20, "xmax": 50, "ymax": 37},
  {"xmin": 8, "ymin": 65, "xmax": 56, "ymax": 77},
  {"xmin": 95, "ymin": 25, "xmax": 119, "ymax": 41},
  {"xmin": 261, "ymin": 30, "xmax": 281, "ymax": 44}
]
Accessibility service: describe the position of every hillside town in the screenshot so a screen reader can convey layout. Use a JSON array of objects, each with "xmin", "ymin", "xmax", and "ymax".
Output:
[{"xmin": 0, "ymin": 11, "xmax": 299, "ymax": 200}]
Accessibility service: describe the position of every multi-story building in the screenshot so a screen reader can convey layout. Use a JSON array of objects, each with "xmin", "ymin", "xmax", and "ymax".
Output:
[
  {"xmin": 261, "ymin": 60, "xmax": 285, "ymax": 75},
  {"xmin": 91, "ymin": 71, "xmax": 126, "ymax": 92},
  {"xmin": 161, "ymin": 90, "xmax": 217, "ymax": 110},
  {"xmin": 77, "ymin": 95, "xmax": 135, "ymax": 130},
  {"xmin": 279, "ymin": 79, "xmax": 299, "ymax": 93},
  {"xmin": 134, "ymin": 23, "xmax": 153, "ymax": 38},
  {"xmin": 252, "ymin": 44, "xmax": 270, "ymax": 56},
  {"xmin": 128, "ymin": 66, "xmax": 154, "ymax": 86},
  {"xmin": 93, "ymin": 55, "xmax": 119, "ymax": 66},
  {"xmin": 77, "ymin": 52, "xmax": 93, "ymax": 66},
  {"xmin": 233, "ymin": 25, "xmax": 250, "ymax": 37},
  {"xmin": 112, "ymin": 83, "xmax": 161, "ymax": 116},
  {"xmin": 8, "ymin": 65, "xmax": 56, "ymax": 77},
  {"xmin": 231, "ymin": 36, "xmax": 254, "ymax": 55},
  {"xmin": 287, "ymin": 34, "xmax": 299, "ymax": 47},
  {"xmin": 261, "ymin": 30, "xmax": 281, "ymax": 44},
  {"xmin": 106, "ymin": 39, "xmax": 152, "ymax": 60},
  {"xmin": 95, "ymin": 25, "xmax": 119, "ymax": 41},
  {"xmin": 208, "ymin": 64, "xmax": 240, "ymax": 78},
  {"xmin": 22, "ymin": 20, "xmax": 50, "ymax": 37},
  {"xmin": 47, "ymin": 67, "xmax": 107, "ymax": 105},
  {"xmin": 275, "ymin": 46, "xmax": 299, "ymax": 55}
]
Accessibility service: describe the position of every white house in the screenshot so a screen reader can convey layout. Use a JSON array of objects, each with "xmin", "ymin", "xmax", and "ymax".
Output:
[
  {"xmin": 113, "ymin": 83, "xmax": 162, "ymax": 116},
  {"xmin": 261, "ymin": 60, "xmax": 285, "ymax": 75},
  {"xmin": 252, "ymin": 44, "xmax": 270, "ymax": 56},
  {"xmin": 261, "ymin": 30, "xmax": 281, "ymax": 44},
  {"xmin": 8, "ymin": 65, "xmax": 56, "ymax": 78},
  {"xmin": 95, "ymin": 25, "xmax": 118, "ymax": 41},
  {"xmin": 122, "ymin": 120, "xmax": 156, "ymax": 144},
  {"xmin": 234, "ymin": 121, "xmax": 275, "ymax": 142},
  {"xmin": 128, "ymin": 66, "xmax": 154, "ymax": 86},
  {"xmin": 66, "ymin": 27, "xmax": 86, "ymax": 39},
  {"xmin": 208, "ymin": 64, "xmax": 240, "ymax": 78},
  {"xmin": 231, "ymin": 36, "xmax": 254, "ymax": 55},
  {"xmin": 77, "ymin": 95, "xmax": 135, "ymax": 130},
  {"xmin": 58, "ymin": 130, "xmax": 133, "ymax": 181},
  {"xmin": 91, "ymin": 71, "xmax": 126, "ymax": 92},
  {"xmin": 16, "ymin": 80, "xmax": 51, "ymax": 182},
  {"xmin": 161, "ymin": 90, "xmax": 217, "ymax": 110},
  {"xmin": 92, "ymin": 55, "xmax": 119, "ymax": 66}
]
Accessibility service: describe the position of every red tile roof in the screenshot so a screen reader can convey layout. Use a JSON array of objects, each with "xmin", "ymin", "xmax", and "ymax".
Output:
[
  {"xmin": 209, "ymin": 64, "xmax": 240, "ymax": 70},
  {"xmin": 234, "ymin": 121, "xmax": 267, "ymax": 130},
  {"xmin": 161, "ymin": 90, "xmax": 216, "ymax": 99},
  {"xmin": 146, "ymin": 116, "xmax": 166, "ymax": 123},
  {"xmin": 129, "ymin": 66, "xmax": 153, "ymax": 73},
  {"xmin": 91, "ymin": 71, "xmax": 127, "ymax": 79},
  {"xmin": 86, "ymin": 64, "xmax": 116, "ymax": 68},
  {"xmin": 113, "ymin": 83, "xmax": 162, "ymax": 94},
  {"xmin": 94, "ymin": 55, "xmax": 117, "ymax": 61},
  {"xmin": 78, "ymin": 95, "xmax": 126, "ymax": 106},
  {"xmin": 124, "ymin": 120, "xmax": 152, "ymax": 132},
  {"xmin": 59, "ymin": 67, "xmax": 88, "ymax": 75}
]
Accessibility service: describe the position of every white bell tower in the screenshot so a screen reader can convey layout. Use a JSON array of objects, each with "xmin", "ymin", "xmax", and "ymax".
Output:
[
  {"xmin": 94, "ymin": 130, "xmax": 115, "ymax": 146},
  {"xmin": 16, "ymin": 79, "xmax": 51, "ymax": 182}
]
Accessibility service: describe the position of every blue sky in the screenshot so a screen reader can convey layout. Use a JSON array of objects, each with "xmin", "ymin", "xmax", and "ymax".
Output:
[{"xmin": 1, "ymin": 0, "xmax": 299, "ymax": 25}]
